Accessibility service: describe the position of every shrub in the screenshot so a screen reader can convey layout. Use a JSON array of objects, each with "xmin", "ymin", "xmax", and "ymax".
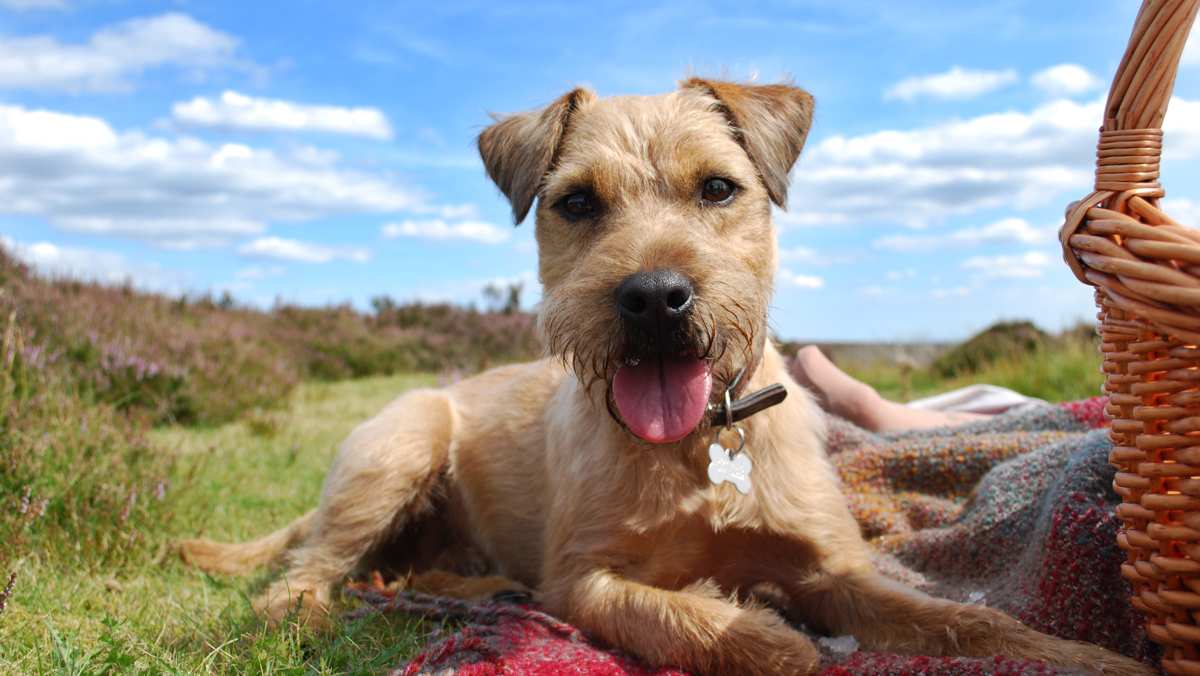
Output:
[
  {"xmin": 0, "ymin": 248, "xmax": 540, "ymax": 427},
  {"xmin": 0, "ymin": 308, "xmax": 173, "ymax": 573},
  {"xmin": 931, "ymin": 320, "xmax": 1050, "ymax": 378}
]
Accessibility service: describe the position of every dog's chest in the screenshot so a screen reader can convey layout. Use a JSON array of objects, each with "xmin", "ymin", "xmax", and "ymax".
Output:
[
  {"xmin": 624, "ymin": 516, "xmax": 804, "ymax": 593},
  {"xmin": 616, "ymin": 468, "xmax": 768, "ymax": 535}
]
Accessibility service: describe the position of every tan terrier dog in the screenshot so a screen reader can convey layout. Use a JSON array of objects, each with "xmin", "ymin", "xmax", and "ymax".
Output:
[{"xmin": 181, "ymin": 80, "xmax": 1150, "ymax": 675}]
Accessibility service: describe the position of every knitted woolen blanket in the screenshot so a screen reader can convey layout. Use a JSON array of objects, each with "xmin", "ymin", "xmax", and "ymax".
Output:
[{"xmin": 349, "ymin": 396, "xmax": 1157, "ymax": 675}]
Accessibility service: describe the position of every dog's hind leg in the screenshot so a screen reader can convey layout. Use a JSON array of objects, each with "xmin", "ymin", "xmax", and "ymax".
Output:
[
  {"xmin": 178, "ymin": 509, "xmax": 316, "ymax": 575},
  {"xmin": 254, "ymin": 388, "xmax": 456, "ymax": 627},
  {"xmin": 792, "ymin": 570, "xmax": 1153, "ymax": 675}
]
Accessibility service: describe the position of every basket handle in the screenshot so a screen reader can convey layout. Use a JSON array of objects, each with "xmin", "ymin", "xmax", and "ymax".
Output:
[{"xmin": 1060, "ymin": 0, "xmax": 1199, "ymax": 284}]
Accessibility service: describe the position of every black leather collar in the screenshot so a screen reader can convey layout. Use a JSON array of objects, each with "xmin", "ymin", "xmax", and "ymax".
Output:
[{"xmin": 707, "ymin": 365, "xmax": 787, "ymax": 428}]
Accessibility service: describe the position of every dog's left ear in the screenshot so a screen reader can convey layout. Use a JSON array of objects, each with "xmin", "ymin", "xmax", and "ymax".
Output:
[
  {"xmin": 680, "ymin": 78, "xmax": 814, "ymax": 207},
  {"xmin": 478, "ymin": 87, "xmax": 597, "ymax": 224}
]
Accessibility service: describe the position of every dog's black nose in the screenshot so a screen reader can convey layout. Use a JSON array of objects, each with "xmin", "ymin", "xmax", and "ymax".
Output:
[{"xmin": 616, "ymin": 269, "xmax": 694, "ymax": 330}]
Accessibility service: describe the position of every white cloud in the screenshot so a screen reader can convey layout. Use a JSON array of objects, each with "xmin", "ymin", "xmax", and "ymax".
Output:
[
  {"xmin": 778, "ymin": 268, "xmax": 825, "ymax": 289},
  {"xmin": 1163, "ymin": 97, "xmax": 1200, "ymax": 156},
  {"xmin": 173, "ymin": 91, "xmax": 394, "ymax": 140},
  {"xmin": 0, "ymin": 13, "xmax": 238, "ymax": 92},
  {"xmin": 2, "ymin": 237, "xmax": 186, "ymax": 292},
  {"xmin": 1031, "ymin": 64, "xmax": 1102, "ymax": 97},
  {"xmin": 961, "ymin": 251, "xmax": 1050, "ymax": 278},
  {"xmin": 773, "ymin": 209, "xmax": 850, "ymax": 228},
  {"xmin": 0, "ymin": 0, "xmax": 67, "ymax": 9},
  {"xmin": 873, "ymin": 217, "xmax": 1049, "ymax": 252},
  {"xmin": 59, "ymin": 217, "xmax": 266, "ymax": 250},
  {"xmin": 0, "ymin": 103, "xmax": 424, "ymax": 248},
  {"xmin": 960, "ymin": 217, "xmax": 1050, "ymax": 244},
  {"xmin": 790, "ymin": 95, "xmax": 1200, "ymax": 228},
  {"xmin": 238, "ymin": 237, "xmax": 370, "ymax": 264},
  {"xmin": 1185, "ymin": 29, "xmax": 1199, "ymax": 67},
  {"xmin": 16, "ymin": 241, "xmax": 121, "ymax": 276},
  {"xmin": 931, "ymin": 286, "xmax": 971, "ymax": 299},
  {"xmin": 777, "ymin": 245, "xmax": 856, "ymax": 266},
  {"xmin": 381, "ymin": 219, "xmax": 509, "ymax": 245},
  {"xmin": 886, "ymin": 268, "xmax": 917, "ymax": 281},
  {"xmin": 872, "ymin": 235, "xmax": 935, "ymax": 253},
  {"xmin": 778, "ymin": 245, "xmax": 819, "ymax": 263},
  {"xmin": 884, "ymin": 66, "xmax": 1017, "ymax": 101},
  {"xmin": 1162, "ymin": 198, "xmax": 1200, "ymax": 227},
  {"xmin": 235, "ymin": 265, "xmax": 286, "ymax": 280},
  {"xmin": 435, "ymin": 203, "xmax": 480, "ymax": 220}
]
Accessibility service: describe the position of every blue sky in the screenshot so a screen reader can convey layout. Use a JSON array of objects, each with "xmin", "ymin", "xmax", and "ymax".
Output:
[{"xmin": 2, "ymin": 1, "xmax": 1200, "ymax": 341}]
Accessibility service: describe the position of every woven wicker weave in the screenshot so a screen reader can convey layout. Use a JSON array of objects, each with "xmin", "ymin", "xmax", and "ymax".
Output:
[{"xmin": 1059, "ymin": 1, "xmax": 1200, "ymax": 673}]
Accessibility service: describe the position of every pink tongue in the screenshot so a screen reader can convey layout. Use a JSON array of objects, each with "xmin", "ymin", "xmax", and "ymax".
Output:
[{"xmin": 612, "ymin": 355, "xmax": 712, "ymax": 444}]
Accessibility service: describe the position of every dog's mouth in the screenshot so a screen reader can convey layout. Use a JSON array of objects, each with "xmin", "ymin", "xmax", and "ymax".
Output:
[{"xmin": 611, "ymin": 352, "xmax": 713, "ymax": 444}]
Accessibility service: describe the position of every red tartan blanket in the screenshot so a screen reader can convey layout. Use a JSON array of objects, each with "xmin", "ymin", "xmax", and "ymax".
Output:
[{"xmin": 348, "ymin": 396, "xmax": 1158, "ymax": 674}]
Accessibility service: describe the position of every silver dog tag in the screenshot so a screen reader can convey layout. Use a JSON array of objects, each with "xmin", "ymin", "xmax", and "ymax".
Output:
[{"xmin": 707, "ymin": 435, "xmax": 752, "ymax": 495}]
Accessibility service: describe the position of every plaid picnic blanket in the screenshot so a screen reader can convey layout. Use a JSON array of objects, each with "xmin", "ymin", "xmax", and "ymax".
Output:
[{"xmin": 349, "ymin": 395, "xmax": 1158, "ymax": 675}]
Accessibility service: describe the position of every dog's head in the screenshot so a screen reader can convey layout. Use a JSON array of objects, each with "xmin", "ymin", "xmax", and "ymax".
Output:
[{"xmin": 478, "ymin": 79, "xmax": 814, "ymax": 445}]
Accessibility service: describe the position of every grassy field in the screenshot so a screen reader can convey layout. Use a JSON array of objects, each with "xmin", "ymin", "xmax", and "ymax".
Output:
[
  {"xmin": 0, "ymin": 339, "xmax": 1105, "ymax": 674},
  {"xmin": 843, "ymin": 335, "xmax": 1103, "ymax": 404},
  {"xmin": 1, "ymin": 373, "xmax": 442, "ymax": 675},
  {"xmin": 0, "ymin": 254, "xmax": 1105, "ymax": 674}
]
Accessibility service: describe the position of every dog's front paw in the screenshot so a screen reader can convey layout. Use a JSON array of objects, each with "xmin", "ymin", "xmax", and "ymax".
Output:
[
  {"xmin": 253, "ymin": 579, "xmax": 331, "ymax": 631},
  {"xmin": 718, "ymin": 607, "xmax": 820, "ymax": 675}
]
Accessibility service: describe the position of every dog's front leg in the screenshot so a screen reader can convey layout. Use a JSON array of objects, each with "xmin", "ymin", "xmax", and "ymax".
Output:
[
  {"xmin": 790, "ymin": 568, "xmax": 1153, "ymax": 675},
  {"xmin": 542, "ymin": 569, "xmax": 818, "ymax": 675}
]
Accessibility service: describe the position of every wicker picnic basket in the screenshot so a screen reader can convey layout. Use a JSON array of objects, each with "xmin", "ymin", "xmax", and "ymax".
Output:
[{"xmin": 1059, "ymin": 1, "xmax": 1200, "ymax": 672}]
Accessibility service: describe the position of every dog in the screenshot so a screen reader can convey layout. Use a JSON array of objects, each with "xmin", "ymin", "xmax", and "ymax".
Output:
[{"xmin": 180, "ymin": 79, "xmax": 1150, "ymax": 675}]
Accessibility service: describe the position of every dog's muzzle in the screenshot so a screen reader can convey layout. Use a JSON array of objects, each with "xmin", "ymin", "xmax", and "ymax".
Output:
[
  {"xmin": 615, "ymin": 269, "xmax": 694, "ymax": 353},
  {"xmin": 609, "ymin": 269, "xmax": 712, "ymax": 444}
]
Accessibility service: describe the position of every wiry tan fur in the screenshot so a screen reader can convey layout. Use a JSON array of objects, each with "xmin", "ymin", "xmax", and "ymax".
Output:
[{"xmin": 179, "ymin": 80, "xmax": 1151, "ymax": 675}]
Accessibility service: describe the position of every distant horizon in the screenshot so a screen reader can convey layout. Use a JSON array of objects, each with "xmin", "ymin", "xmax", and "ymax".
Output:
[
  {"xmin": 4, "ymin": 244, "xmax": 1077, "ymax": 345},
  {"xmin": 1, "ymin": 1, "xmax": 1198, "ymax": 341}
]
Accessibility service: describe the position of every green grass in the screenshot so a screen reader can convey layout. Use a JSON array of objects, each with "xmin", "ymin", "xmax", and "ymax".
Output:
[
  {"xmin": 845, "ymin": 336, "xmax": 1103, "ymax": 404},
  {"xmin": 0, "ymin": 325, "xmax": 1104, "ymax": 674},
  {"xmin": 1, "ymin": 373, "xmax": 440, "ymax": 675}
]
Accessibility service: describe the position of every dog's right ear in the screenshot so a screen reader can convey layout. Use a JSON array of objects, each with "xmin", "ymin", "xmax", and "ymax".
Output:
[{"xmin": 477, "ymin": 87, "xmax": 596, "ymax": 224}]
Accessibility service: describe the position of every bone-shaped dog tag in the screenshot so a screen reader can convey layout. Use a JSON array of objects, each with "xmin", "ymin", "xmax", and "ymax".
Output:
[{"xmin": 707, "ymin": 443, "xmax": 752, "ymax": 495}]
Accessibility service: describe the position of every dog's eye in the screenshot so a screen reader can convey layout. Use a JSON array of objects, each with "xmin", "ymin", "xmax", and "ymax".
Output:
[
  {"xmin": 557, "ymin": 191, "xmax": 598, "ymax": 220},
  {"xmin": 701, "ymin": 177, "xmax": 736, "ymax": 204}
]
